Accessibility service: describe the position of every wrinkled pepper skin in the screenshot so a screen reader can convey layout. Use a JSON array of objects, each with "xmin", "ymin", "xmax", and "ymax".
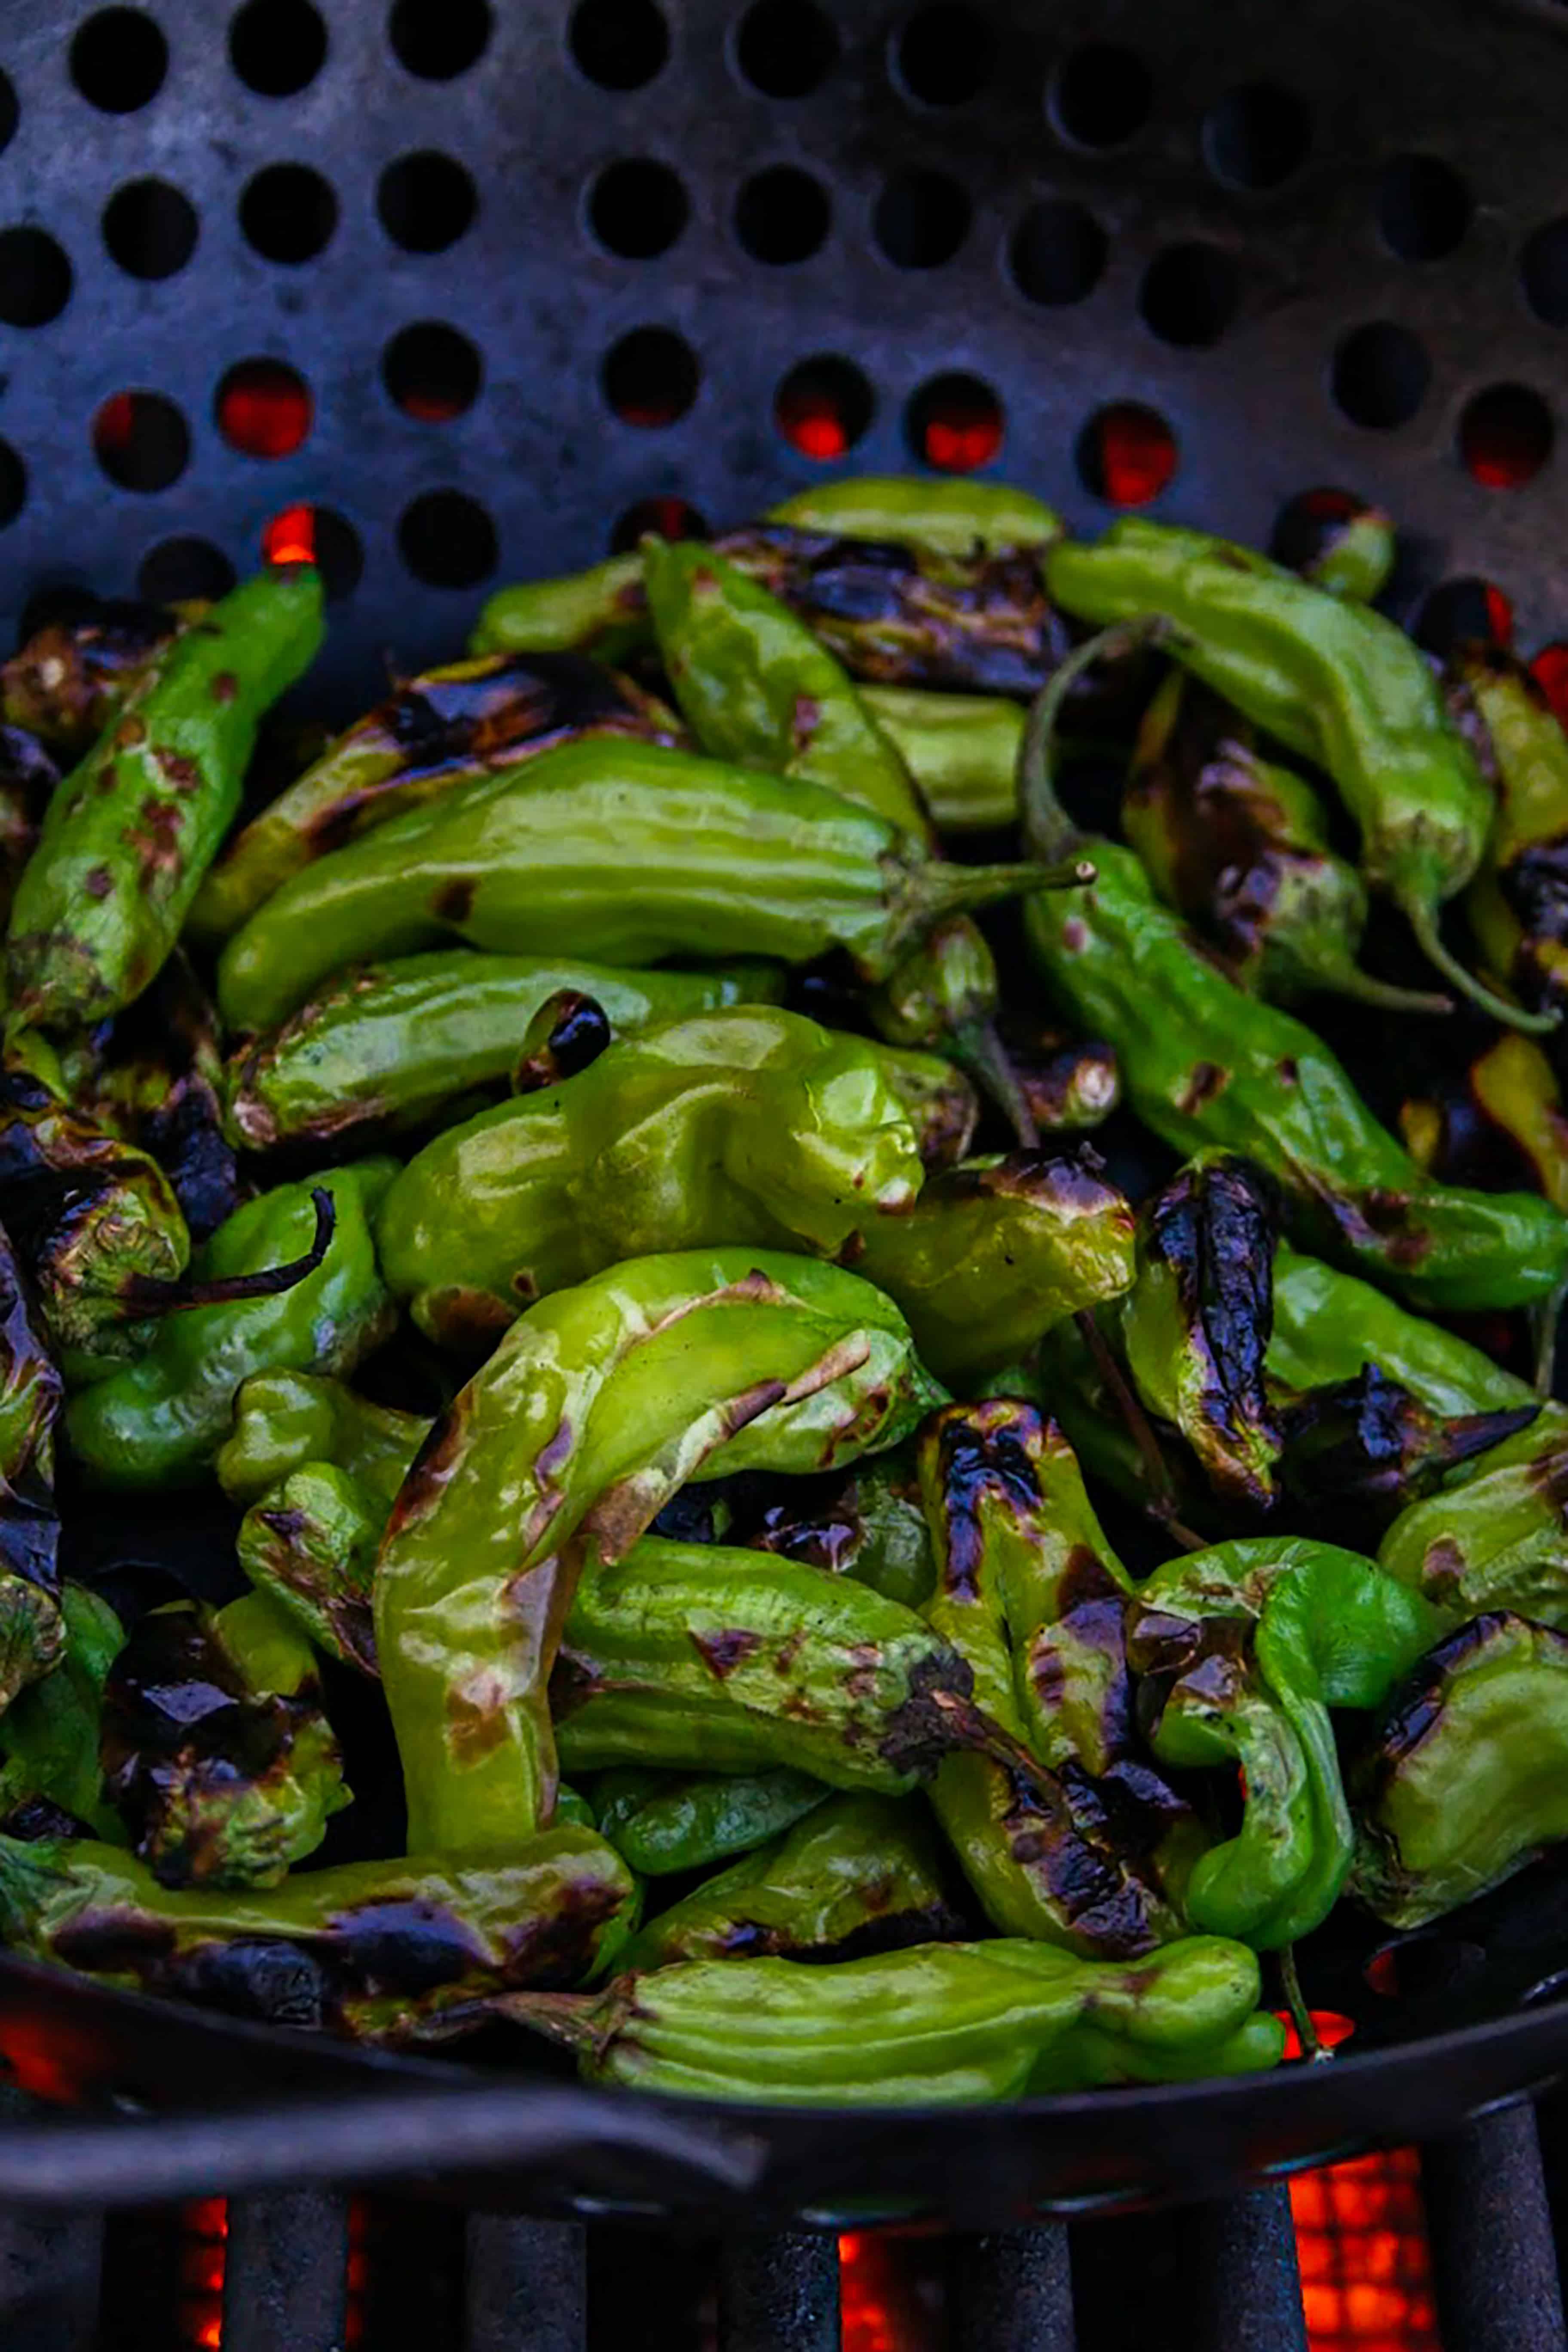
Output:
[
  {"xmin": 1276, "ymin": 1365, "xmax": 1537, "ymax": 1529},
  {"xmin": 621, "ymin": 1791, "xmax": 961, "ymax": 1971},
  {"xmin": 375, "ymin": 1007, "xmax": 925, "ymax": 1348},
  {"xmin": 7, "ymin": 567, "xmax": 324, "ymax": 1030},
  {"xmin": 190, "ymin": 649, "xmax": 680, "ymax": 943},
  {"xmin": 84, "ymin": 953, "xmax": 239, "ymax": 1242},
  {"xmin": 553, "ymin": 1537, "xmax": 985, "ymax": 1792},
  {"xmin": 860, "ymin": 687, "xmax": 1024, "ymax": 833},
  {"xmin": 510, "ymin": 1933, "xmax": 1276, "ymax": 2105},
  {"xmin": 0, "ymin": 1824, "xmax": 638, "ymax": 2041},
  {"xmin": 0, "ymin": 597, "xmax": 193, "ymax": 754},
  {"xmin": 65, "ymin": 1160, "xmax": 398, "ymax": 1489},
  {"xmin": 216, "ymin": 1369, "xmax": 429, "ymax": 1510},
  {"xmin": 1266, "ymin": 1243, "xmax": 1534, "ymax": 1417},
  {"xmin": 236, "ymin": 1467, "xmax": 385, "ymax": 1678},
  {"xmin": 871, "ymin": 1043, "xmax": 978, "ymax": 1170},
  {"xmin": 375, "ymin": 1246, "xmax": 945, "ymax": 1851},
  {"xmin": 1400, "ymin": 1030, "xmax": 1568, "ymax": 1216},
  {"xmin": 0, "ymin": 1583, "xmax": 123, "ymax": 1841},
  {"xmin": 100, "ymin": 1592, "xmax": 349, "ymax": 1890},
  {"xmin": 217, "ymin": 737, "xmax": 1075, "ymax": 1034},
  {"xmin": 469, "ymin": 553, "xmax": 649, "ymax": 664},
  {"xmin": 591, "ymin": 1765, "xmax": 829, "ymax": 1877},
  {"xmin": 1352, "ymin": 1612, "xmax": 1568, "ymax": 1928},
  {"xmin": 0, "ymin": 1218, "xmax": 64, "ymax": 1711},
  {"xmin": 1129, "ymin": 1539, "xmax": 1447, "ymax": 1948},
  {"xmin": 1376, "ymin": 1404, "xmax": 1568, "ymax": 1628},
  {"xmin": 1459, "ymin": 646, "xmax": 1568, "ymax": 1018},
  {"xmin": 765, "ymin": 476, "xmax": 1061, "ymax": 557},
  {"xmin": 1118, "ymin": 1151, "xmax": 1283, "ymax": 1513},
  {"xmin": 1044, "ymin": 522, "xmax": 1529, "ymax": 1026},
  {"xmin": 749, "ymin": 1450, "xmax": 935, "ymax": 1612},
  {"xmin": 223, "ymin": 950, "xmax": 781, "ymax": 1152}
]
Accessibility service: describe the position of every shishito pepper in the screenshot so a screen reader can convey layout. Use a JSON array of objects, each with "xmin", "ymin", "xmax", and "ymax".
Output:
[
  {"xmin": 6, "ymin": 567, "xmax": 324, "ymax": 1031},
  {"xmin": 1351, "ymin": 1612, "xmax": 1568, "ymax": 1927},
  {"xmin": 0, "ymin": 1823, "xmax": 637, "ymax": 2040},
  {"xmin": 100, "ymin": 1593, "xmax": 349, "ymax": 1890},
  {"xmin": 1266, "ymin": 1243, "xmax": 1535, "ymax": 1417},
  {"xmin": 872, "ymin": 1042, "xmax": 978, "ymax": 1169},
  {"xmin": 764, "ymin": 475, "xmax": 1061, "ymax": 557},
  {"xmin": 591, "ymin": 1766, "xmax": 829, "ymax": 1877},
  {"xmin": 1274, "ymin": 493, "xmax": 1396, "ymax": 605},
  {"xmin": 0, "ymin": 1218, "xmax": 65, "ymax": 1710},
  {"xmin": 190, "ymin": 649, "xmax": 681, "ymax": 944},
  {"xmin": 83, "ymin": 953, "xmax": 239, "ymax": 1241},
  {"xmin": 65, "ymin": 1161, "xmax": 398, "ymax": 1489},
  {"xmin": 1128, "ymin": 1539, "xmax": 1447, "ymax": 1949},
  {"xmin": 376, "ymin": 1246, "xmax": 945, "ymax": 1851},
  {"xmin": 217, "ymin": 1369, "xmax": 429, "ymax": 1510},
  {"xmin": 468, "ymin": 553, "xmax": 650, "ymax": 665},
  {"xmin": 1400, "ymin": 1030, "xmax": 1568, "ymax": 1216},
  {"xmin": 0, "ymin": 597, "xmax": 196, "ymax": 755},
  {"xmin": 1376, "ymin": 1404, "xmax": 1568, "ymax": 1628},
  {"xmin": 1044, "ymin": 522, "xmax": 1547, "ymax": 1029},
  {"xmin": 506, "ymin": 1933, "xmax": 1278, "ymax": 2105},
  {"xmin": 1019, "ymin": 641, "xmax": 1568, "ymax": 1313},
  {"xmin": 747, "ymin": 1449, "xmax": 935, "ymax": 1612},
  {"xmin": 621, "ymin": 1792, "xmax": 961, "ymax": 1971},
  {"xmin": 997, "ymin": 1017, "xmax": 1121, "ymax": 1136},
  {"xmin": 859, "ymin": 686, "xmax": 1024, "ymax": 833},
  {"xmin": 1275, "ymin": 1364, "xmax": 1536, "ymax": 1531},
  {"xmin": 0, "ymin": 1583, "xmax": 123, "ymax": 1841},
  {"xmin": 1459, "ymin": 645, "xmax": 1568, "ymax": 1019},
  {"xmin": 236, "ymin": 1466, "xmax": 384, "ymax": 1678},
  {"xmin": 216, "ymin": 737, "xmax": 1086, "ymax": 1035}
]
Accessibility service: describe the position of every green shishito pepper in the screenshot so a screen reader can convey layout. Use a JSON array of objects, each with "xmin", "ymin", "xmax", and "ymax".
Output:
[
  {"xmin": 765, "ymin": 475, "xmax": 1062, "ymax": 557},
  {"xmin": 0, "ymin": 1823, "xmax": 637, "ymax": 2041},
  {"xmin": 1020, "ymin": 650, "xmax": 1568, "ymax": 1313},
  {"xmin": 1400, "ymin": 1030, "xmax": 1568, "ymax": 1219},
  {"xmin": 65, "ymin": 1161, "xmax": 397, "ymax": 1490},
  {"xmin": 216, "ymin": 737, "xmax": 1085, "ymax": 1036},
  {"xmin": 6, "ymin": 567, "xmax": 324, "ymax": 1030},
  {"xmin": 859, "ymin": 688, "xmax": 1025, "ymax": 833},
  {"xmin": 591, "ymin": 1765, "xmax": 830, "ymax": 1877},
  {"xmin": 1128, "ymin": 1539, "xmax": 1448, "ymax": 1950},
  {"xmin": 1460, "ymin": 646, "xmax": 1568, "ymax": 1020},
  {"xmin": 1044, "ymin": 522, "xmax": 1548, "ymax": 1031},
  {"xmin": 217, "ymin": 1369, "xmax": 429, "ymax": 1510},
  {"xmin": 509, "ymin": 1933, "xmax": 1279, "ymax": 2105},
  {"xmin": 222, "ymin": 950, "xmax": 783, "ymax": 1152},
  {"xmin": 1352, "ymin": 1612, "xmax": 1568, "ymax": 1928},
  {"xmin": 0, "ymin": 1583, "xmax": 123, "ymax": 1841},
  {"xmin": 1266, "ymin": 1244, "xmax": 1535, "ymax": 1417},
  {"xmin": 1376, "ymin": 1404, "xmax": 1568, "ymax": 1628},
  {"xmin": 0, "ymin": 1216, "xmax": 65, "ymax": 1710},
  {"xmin": 375, "ymin": 1246, "xmax": 946, "ymax": 1853}
]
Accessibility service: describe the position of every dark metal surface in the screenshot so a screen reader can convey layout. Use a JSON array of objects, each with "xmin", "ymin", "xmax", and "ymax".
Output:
[
  {"xmin": 0, "ymin": 2206, "xmax": 101, "ymax": 2352},
  {"xmin": 1422, "ymin": 2104, "xmax": 1568, "ymax": 2352},
  {"xmin": 949, "ymin": 2223, "xmax": 1075, "ymax": 2352},
  {"xmin": 1189, "ymin": 2185, "xmax": 1308, "ymax": 2352},
  {"xmin": 717, "ymin": 2230, "xmax": 840, "ymax": 2352},
  {"xmin": 221, "ymin": 2188, "xmax": 349, "ymax": 2352},
  {"xmin": 465, "ymin": 2214, "xmax": 586, "ymax": 2352}
]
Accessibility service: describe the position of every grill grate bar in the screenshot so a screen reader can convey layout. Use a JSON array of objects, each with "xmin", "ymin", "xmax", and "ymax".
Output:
[
  {"xmin": 1190, "ymin": 2183, "xmax": 1310, "ymax": 2352},
  {"xmin": 717, "ymin": 2229, "xmax": 840, "ymax": 2352},
  {"xmin": 1422, "ymin": 2102, "xmax": 1568, "ymax": 2352},
  {"xmin": 219, "ymin": 2187, "xmax": 348, "ymax": 2352},
  {"xmin": 465, "ymin": 2213, "xmax": 586, "ymax": 2352},
  {"xmin": 949, "ymin": 2222, "xmax": 1075, "ymax": 2350},
  {"xmin": 0, "ymin": 2206, "xmax": 101, "ymax": 2352}
]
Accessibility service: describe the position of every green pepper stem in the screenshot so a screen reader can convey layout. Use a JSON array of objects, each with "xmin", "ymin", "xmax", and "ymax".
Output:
[
  {"xmin": 1403, "ymin": 900, "xmax": 1562, "ymax": 1035},
  {"xmin": 1019, "ymin": 619, "xmax": 1175, "ymax": 864},
  {"xmin": 1277, "ymin": 1944, "xmax": 1328, "ymax": 2064},
  {"xmin": 953, "ymin": 1018, "xmax": 1040, "ymax": 1149},
  {"xmin": 119, "ymin": 1188, "xmax": 336, "ymax": 1316},
  {"xmin": 1317, "ymin": 961, "xmax": 1454, "ymax": 1018}
]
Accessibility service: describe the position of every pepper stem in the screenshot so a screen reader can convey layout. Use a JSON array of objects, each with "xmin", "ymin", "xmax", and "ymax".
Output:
[
  {"xmin": 1277, "ymin": 1945, "xmax": 1329, "ymax": 2064},
  {"xmin": 1318, "ymin": 959, "xmax": 1454, "ymax": 1018},
  {"xmin": 118, "ymin": 1188, "xmax": 336, "ymax": 1315},
  {"xmin": 1403, "ymin": 901, "xmax": 1562, "ymax": 1035},
  {"xmin": 952, "ymin": 1018, "xmax": 1040, "ymax": 1149},
  {"xmin": 494, "ymin": 1987, "xmax": 616, "ymax": 2056},
  {"xmin": 1019, "ymin": 619, "xmax": 1175, "ymax": 864}
]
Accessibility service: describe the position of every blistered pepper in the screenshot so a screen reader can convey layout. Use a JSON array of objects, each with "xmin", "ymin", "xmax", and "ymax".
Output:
[
  {"xmin": 1376, "ymin": 1404, "xmax": 1568, "ymax": 1627},
  {"xmin": 748, "ymin": 1449, "xmax": 935, "ymax": 1612},
  {"xmin": 508, "ymin": 1933, "xmax": 1277, "ymax": 2105},
  {"xmin": 1045, "ymin": 523, "xmax": 1546, "ymax": 1028},
  {"xmin": 236, "ymin": 1466, "xmax": 383, "ymax": 1678},
  {"xmin": 0, "ymin": 1217, "xmax": 64, "ymax": 1709},
  {"xmin": 859, "ymin": 686, "xmax": 1024, "ymax": 833},
  {"xmin": 0, "ymin": 597, "xmax": 200, "ymax": 754},
  {"xmin": 997, "ymin": 1016, "xmax": 1121, "ymax": 1136},
  {"xmin": 65, "ymin": 1160, "xmax": 398, "ymax": 1489},
  {"xmin": 1400, "ymin": 1030, "xmax": 1568, "ymax": 1216},
  {"xmin": 1276, "ymin": 1364, "xmax": 1536, "ymax": 1531},
  {"xmin": 591, "ymin": 1766, "xmax": 829, "ymax": 1877},
  {"xmin": 6, "ymin": 567, "xmax": 324, "ymax": 1030},
  {"xmin": 0, "ymin": 1583, "xmax": 123, "ymax": 1841},
  {"xmin": 1458, "ymin": 646, "xmax": 1568, "ymax": 1019},
  {"xmin": 1020, "ymin": 642, "xmax": 1568, "ymax": 1312},
  {"xmin": 83, "ymin": 952, "xmax": 239, "ymax": 1241},
  {"xmin": 1266, "ymin": 1242, "xmax": 1535, "ymax": 1416},
  {"xmin": 216, "ymin": 1369, "xmax": 429, "ymax": 1510},
  {"xmin": 376, "ymin": 1246, "xmax": 945, "ymax": 1851},
  {"xmin": 216, "ymin": 737, "xmax": 1084, "ymax": 1035}
]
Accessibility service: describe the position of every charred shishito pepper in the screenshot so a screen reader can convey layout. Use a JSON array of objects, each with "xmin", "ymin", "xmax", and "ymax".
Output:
[
  {"xmin": 1400, "ymin": 1030, "xmax": 1568, "ymax": 1216},
  {"xmin": 1376, "ymin": 1404, "xmax": 1568, "ymax": 1629},
  {"xmin": 0, "ymin": 1217, "xmax": 65, "ymax": 1711},
  {"xmin": 100, "ymin": 1593, "xmax": 349, "ymax": 1890},
  {"xmin": 0, "ymin": 596, "xmax": 194, "ymax": 754},
  {"xmin": 375, "ymin": 1246, "xmax": 945, "ymax": 1853},
  {"xmin": 83, "ymin": 953, "xmax": 239, "ymax": 1241},
  {"xmin": 1459, "ymin": 645, "xmax": 1568, "ymax": 1021},
  {"xmin": 1266, "ymin": 1243, "xmax": 1536, "ymax": 1418},
  {"xmin": 1274, "ymin": 1365, "xmax": 1537, "ymax": 1531},
  {"xmin": 0, "ymin": 1583, "xmax": 123, "ymax": 1841},
  {"xmin": 7, "ymin": 567, "xmax": 324, "ymax": 1032},
  {"xmin": 746, "ymin": 1448, "xmax": 936, "ymax": 1613}
]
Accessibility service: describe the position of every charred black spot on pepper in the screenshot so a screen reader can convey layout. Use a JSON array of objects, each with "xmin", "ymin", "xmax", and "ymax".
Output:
[
  {"xmin": 434, "ymin": 877, "xmax": 476, "ymax": 925},
  {"xmin": 689, "ymin": 1626, "xmax": 765, "ymax": 1678}
]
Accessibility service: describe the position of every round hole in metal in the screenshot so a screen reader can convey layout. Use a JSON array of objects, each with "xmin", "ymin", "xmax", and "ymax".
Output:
[
  {"xmin": 1332, "ymin": 320, "xmax": 1430, "ymax": 429},
  {"xmin": 1415, "ymin": 576, "xmax": 1514, "ymax": 655},
  {"xmin": 229, "ymin": 0, "xmax": 326, "ymax": 95},
  {"xmin": 398, "ymin": 489, "xmax": 498, "ymax": 588},
  {"xmin": 611, "ymin": 495, "xmax": 707, "ymax": 552},
  {"xmin": 906, "ymin": 371, "xmax": 1004, "ymax": 472},
  {"xmin": 389, "ymin": 0, "xmax": 490, "ymax": 80},
  {"xmin": 873, "ymin": 168, "xmax": 970, "ymax": 269},
  {"xmin": 1008, "ymin": 198, "xmax": 1106, "ymax": 306},
  {"xmin": 1078, "ymin": 401, "xmax": 1178, "ymax": 504},
  {"xmin": 0, "ymin": 228, "xmax": 72, "ymax": 328},
  {"xmin": 1139, "ymin": 241, "xmax": 1237, "ymax": 347},
  {"xmin": 102, "ymin": 179, "xmax": 198, "ymax": 280},
  {"xmin": 734, "ymin": 0, "xmax": 837, "ymax": 98},
  {"xmin": 1460, "ymin": 383, "xmax": 1553, "ymax": 490},
  {"xmin": 70, "ymin": 8, "xmax": 168, "ymax": 112},
  {"xmin": 569, "ymin": 0, "xmax": 668, "ymax": 89},
  {"xmin": 0, "ymin": 74, "xmax": 18, "ymax": 159},
  {"xmin": 216, "ymin": 358, "xmax": 312, "ymax": 458},
  {"xmin": 377, "ymin": 152, "xmax": 476, "ymax": 253},
  {"xmin": 735, "ymin": 165, "xmax": 830, "ymax": 265},
  {"xmin": 602, "ymin": 325, "xmax": 699, "ymax": 426},
  {"xmin": 1377, "ymin": 153, "xmax": 1471, "ymax": 262},
  {"xmin": 261, "ymin": 503, "xmax": 362, "ymax": 599},
  {"xmin": 1270, "ymin": 485, "xmax": 1379, "ymax": 571},
  {"xmin": 775, "ymin": 355, "xmax": 873, "ymax": 458},
  {"xmin": 588, "ymin": 159, "xmax": 689, "ymax": 260},
  {"xmin": 1203, "ymin": 82, "xmax": 1311, "ymax": 190},
  {"xmin": 892, "ymin": 4, "xmax": 995, "ymax": 106},
  {"xmin": 382, "ymin": 322, "xmax": 481, "ymax": 420},
  {"xmin": 1050, "ymin": 43, "xmax": 1153, "ymax": 150},
  {"xmin": 1532, "ymin": 643, "xmax": 1568, "ymax": 729},
  {"xmin": 1522, "ymin": 217, "xmax": 1568, "ymax": 328},
  {"xmin": 0, "ymin": 442, "xmax": 24, "ymax": 530},
  {"xmin": 239, "ymin": 161, "xmax": 338, "ymax": 264},
  {"xmin": 138, "ymin": 536, "xmax": 236, "ymax": 604},
  {"xmin": 92, "ymin": 391, "xmax": 190, "ymax": 493}
]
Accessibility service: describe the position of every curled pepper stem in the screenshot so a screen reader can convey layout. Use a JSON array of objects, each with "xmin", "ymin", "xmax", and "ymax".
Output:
[
  {"xmin": 1074, "ymin": 1307, "xmax": 1206, "ymax": 1553},
  {"xmin": 119, "ymin": 1188, "xmax": 336, "ymax": 1316},
  {"xmin": 1402, "ymin": 900, "xmax": 1561, "ymax": 1036},
  {"xmin": 1321, "ymin": 964, "xmax": 1453, "ymax": 1018},
  {"xmin": 1019, "ymin": 619, "xmax": 1176, "ymax": 864},
  {"xmin": 955, "ymin": 1018, "xmax": 1040, "ymax": 1150},
  {"xmin": 1277, "ymin": 1945, "xmax": 1328, "ymax": 2064}
]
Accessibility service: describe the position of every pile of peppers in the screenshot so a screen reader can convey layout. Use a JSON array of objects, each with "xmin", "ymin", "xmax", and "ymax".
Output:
[{"xmin": 0, "ymin": 476, "xmax": 1565, "ymax": 2106}]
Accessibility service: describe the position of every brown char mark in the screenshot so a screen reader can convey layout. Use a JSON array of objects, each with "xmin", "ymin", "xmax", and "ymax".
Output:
[
  {"xmin": 931, "ymin": 1399, "xmax": 1046, "ymax": 1599},
  {"xmin": 434, "ymin": 878, "xmax": 476, "ymax": 925},
  {"xmin": 689, "ymin": 1626, "xmax": 764, "ymax": 1678}
]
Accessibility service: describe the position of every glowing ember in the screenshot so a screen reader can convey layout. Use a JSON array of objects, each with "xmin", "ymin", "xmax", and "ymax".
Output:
[
  {"xmin": 1291, "ymin": 2148, "xmax": 1439, "ymax": 2350},
  {"xmin": 262, "ymin": 503, "xmax": 317, "ymax": 567}
]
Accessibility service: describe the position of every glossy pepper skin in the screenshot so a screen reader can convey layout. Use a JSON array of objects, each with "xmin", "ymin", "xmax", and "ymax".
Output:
[
  {"xmin": 469, "ymin": 553, "xmax": 650, "ymax": 665},
  {"xmin": 1019, "ymin": 675, "xmax": 1568, "ymax": 1312},
  {"xmin": 376, "ymin": 1246, "xmax": 945, "ymax": 1852},
  {"xmin": 621, "ymin": 1792, "xmax": 961, "ymax": 1971},
  {"xmin": 509, "ymin": 1933, "xmax": 1277, "ymax": 2105},
  {"xmin": 222, "ymin": 950, "xmax": 781, "ymax": 1152},
  {"xmin": 0, "ymin": 1824, "xmax": 638, "ymax": 2041},
  {"xmin": 748, "ymin": 1449, "xmax": 936, "ymax": 1612},
  {"xmin": 1459, "ymin": 646, "xmax": 1568, "ymax": 1018},
  {"xmin": 375, "ymin": 1006, "xmax": 925, "ymax": 1349},
  {"xmin": 6, "ymin": 567, "xmax": 324, "ymax": 1031},
  {"xmin": 1129, "ymin": 1539, "xmax": 1447, "ymax": 1949},
  {"xmin": 83, "ymin": 953, "xmax": 239, "ymax": 1242},
  {"xmin": 1044, "ymin": 523, "xmax": 1538, "ymax": 1028},
  {"xmin": 1266, "ymin": 1243, "xmax": 1534, "ymax": 1417},
  {"xmin": 1400, "ymin": 1030, "xmax": 1568, "ymax": 1216},
  {"xmin": 1376, "ymin": 1405, "xmax": 1568, "ymax": 1629},
  {"xmin": 0, "ymin": 1583, "xmax": 123, "ymax": 1841},
  {"xmin": 65, "ymin": 1160, "xmax": 397, "ymax": 1490},
  {"xmin": 1277, "ymin": 496, "xmax": 1396, "ymax": 604},
  {"xmin": 216, "ymin": 737, "xmax": 1080, "ymax": 1035},
  {"xmin": 236, "ymin": 1466, "xmax": 384, "ymax": 1677},
  {"xmin": 860, "ymin": 687, "xmax": 1024, "ymax": 833},
  {"xmin": 0, "ymin": 597, "xmax": 194, "ymax": 754},
  {"xmin": 217, "ymin": 1369, "xmax": 429, "ymax": 1510},
  {"xmin": 591, "ymin": 1766, "xmax": 829, "ymax": 1877},
  {"xmin": 765, "ymin": 476, "xmax": 1061, "ymax": 557},
  {"xmin": 872, "ymin": 1043, "xmax": 979, "ymax": 1169},
  {"xmin": 1275, "ymin": 1364, "xmax": 1537, "ymax": 1531},
  {"xmin": 1123, "ymin": 672, "xmax": 1449, "ymax": 1016},
  {"xmin": 100, "ymin": 1592, "xmax": 349, "ymax": 1890},
  {"xmin": 1351, "ymin": 1612, "xmax": 1568, "ymax": 1927}
]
